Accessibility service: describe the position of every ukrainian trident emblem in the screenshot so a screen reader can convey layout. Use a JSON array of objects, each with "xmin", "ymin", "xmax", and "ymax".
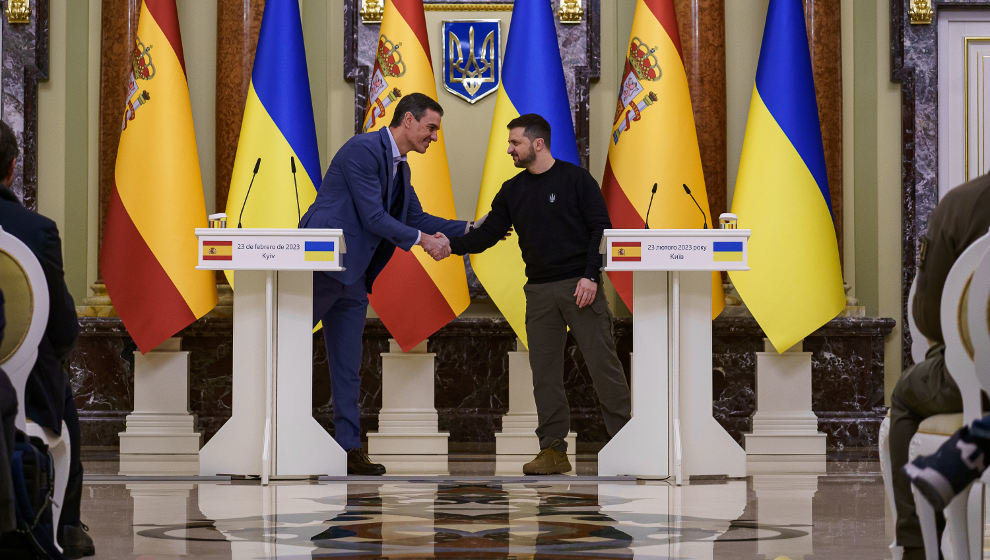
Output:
[
  {"xmin": 443, "ymin": 20, "xmax": 500, "ymax": 104},
  {"xmin": 611, "ymin": 37, "xmax": 663, "ymax": 144}
]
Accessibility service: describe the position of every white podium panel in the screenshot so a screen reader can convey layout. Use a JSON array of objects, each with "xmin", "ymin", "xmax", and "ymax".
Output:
[
  {"xmin": 195, "ymin": 229, "xmax": 346, "ymax": 481},
  {"xmin": 598, "ymin": 229, "xmax": 749, "ymax": 482}
]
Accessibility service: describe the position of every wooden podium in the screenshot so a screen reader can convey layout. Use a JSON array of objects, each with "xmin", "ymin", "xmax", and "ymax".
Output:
[
  {"xmin": 598, "ymin": 229, "xmax": 750, "ymax": 482},
  {"xmin": 195, "ymin": 228, "xmax": 346, "ymax": 482}
]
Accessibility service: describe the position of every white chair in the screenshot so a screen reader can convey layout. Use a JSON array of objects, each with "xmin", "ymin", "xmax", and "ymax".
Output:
[
  {"xmin": 910, "ymin": 231, "xmax": 990, "ymax": 559},
  {"xmin": 0, "ymin": 225, "xmax": 70, "ymax": 552},
  {"xmin": 880, "ymin": 275, "xmax": 934, "ymax": 560}
]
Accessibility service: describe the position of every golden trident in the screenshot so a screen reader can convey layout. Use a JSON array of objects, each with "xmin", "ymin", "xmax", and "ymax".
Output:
[{"xmin": 448, "ymin": 25, "xmax": 495, "ymax": 97}]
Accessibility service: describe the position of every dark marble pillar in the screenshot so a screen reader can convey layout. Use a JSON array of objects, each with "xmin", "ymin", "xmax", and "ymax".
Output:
[
  {"xmin": 890, "ymin": 0, "xmax": 989, "ymax": 367},
  {"xmin": 1, "ymin": 0, "xmax": 49, "ymax": 210},
  {"xmin": 214, "ymin": 0, "xmax": 264, "ymax": 212},
  {"xmin": 97, "ymin": 0, "xmax": 140, "ymax": 278},
  {"xmin": 675, "ymin": 0, "xmax": 726, "ymax": 219},
  {"xmin": 804, "ymin": 0, "xmax": 844, "ymax": 265}
]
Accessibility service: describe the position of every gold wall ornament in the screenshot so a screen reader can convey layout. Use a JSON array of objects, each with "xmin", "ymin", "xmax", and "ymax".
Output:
[
  {"xmin": 909, "ymin": 0, "xmax": 934, "ymax": 25},
  {"xmin": 6, "ymin": 0, "xmax": 30, "ymax": 24},
  {"xmin": 558, "ymin": 0, "xmax": 584, "ymax": 24},
  {"xmin": 360, "ymin": 0, "xmax": 384, "ymax": 24},
  {"xmin": 425, "ymin": 3, "xmax": 513, "ymax": 11}
]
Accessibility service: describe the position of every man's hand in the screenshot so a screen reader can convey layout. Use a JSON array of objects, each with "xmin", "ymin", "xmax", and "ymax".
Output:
[
  {"xmin": 574, "ymin": 278, "xmax": 597, "ymax": 308},
  {"xmin": 419, "ymin": 232, "xmax": 450, "ymax": 260}
]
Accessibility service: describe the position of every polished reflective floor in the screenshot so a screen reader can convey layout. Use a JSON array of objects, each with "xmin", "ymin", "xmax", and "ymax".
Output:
[{"xmin": 79, "ymin": 453, "xmax": 891, "ymax": 559}]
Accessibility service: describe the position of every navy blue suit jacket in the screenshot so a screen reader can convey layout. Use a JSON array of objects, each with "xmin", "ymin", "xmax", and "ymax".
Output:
[
  {"xmin": 301, "ymin": 128, "xmax": 466, "ymax": 318},
  {"xmin": 0, "ymin": 186, "xmax": 78, "ymax": 434}
]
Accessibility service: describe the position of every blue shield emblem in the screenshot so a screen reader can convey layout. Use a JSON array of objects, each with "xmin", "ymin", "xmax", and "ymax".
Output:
[{"xmin": 443, "ymin": 20, "xmax": 500, "ymax": 104}]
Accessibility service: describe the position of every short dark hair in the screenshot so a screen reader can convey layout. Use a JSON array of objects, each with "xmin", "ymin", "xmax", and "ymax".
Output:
[
  {"xmin": 507, "ymin": 113, "xmax": 551, "ymax": 149},
  {"xmin": 0, "ymin": 121, "xmax": 18, "ymax": 178},
  {"xmin": 389, "ymin": 93, "xmax": 444, "ymax": 127}
]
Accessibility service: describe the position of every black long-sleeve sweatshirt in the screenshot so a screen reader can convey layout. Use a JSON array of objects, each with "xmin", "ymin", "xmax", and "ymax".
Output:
[{"xmin": 449, "ymin": 159, "xmax": 611, "ymax": 283}]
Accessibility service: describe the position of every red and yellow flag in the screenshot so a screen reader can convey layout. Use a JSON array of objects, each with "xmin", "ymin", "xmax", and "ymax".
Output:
[
  {"xmin": 101, "ymin": 0, "xmax": 217, "ymax": 353},
  {"xmin": 601, "ymin": 0, "xmax": 724, "ymax": 318},
  {"xmin": 364, "ymin": 0, "xmax": 469, "ymax": 351}
]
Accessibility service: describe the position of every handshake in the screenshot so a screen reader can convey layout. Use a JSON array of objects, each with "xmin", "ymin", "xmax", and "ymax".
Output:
[{"xmin": 419, "ymin": 232, "xmax": 452, "ymax": 261}]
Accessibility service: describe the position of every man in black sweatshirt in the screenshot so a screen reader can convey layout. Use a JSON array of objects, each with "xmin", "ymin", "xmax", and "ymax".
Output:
[{"xmin": 445, "ymin": 113, "xmax": 631, "ymax": 475}]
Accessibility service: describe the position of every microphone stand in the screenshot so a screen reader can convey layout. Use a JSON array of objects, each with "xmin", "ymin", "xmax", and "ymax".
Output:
[
  {"xmin": 682, "ymin": 183, "xmax": 708, "ymax": 229},
  {"xmin": 237, "ymin": 157, "xmax": 262, "ymax": 228},
  {"xmin": 645, "ymin": 182, "xmax": 657, "ymax": 229},
  {"xmin": 291, "ymin": 156, "xmax": 301, "ymax": 224}
]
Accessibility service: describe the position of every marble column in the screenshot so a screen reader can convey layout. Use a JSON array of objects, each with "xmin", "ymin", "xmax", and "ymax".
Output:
[
  {"xmin": 675, "ymin": 0, "xmax": 727, "ymax": 220},
  {"xmin": 214, "ymin": 0, "xmax": 264, "ymax": 212}
]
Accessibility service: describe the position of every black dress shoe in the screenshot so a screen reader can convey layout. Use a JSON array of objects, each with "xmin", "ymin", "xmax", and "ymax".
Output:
[
  {"xmin": 60, "ymin": 523, "xmax": 95, "ymax": 558},
  {"xmin": 347, "ymin": 447, "xmax": 386, "ymax": 476}
]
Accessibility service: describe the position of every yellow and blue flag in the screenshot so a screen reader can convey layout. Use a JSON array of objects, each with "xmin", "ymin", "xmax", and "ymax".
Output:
[
  {"xmin": 472, "ymin": 0, "xmax": 579, "ymax": 347},
  {"xmin": 728, "ymin": 0, "xmax": 845, "ymax": 352},
  {"xmin": 223, "ymin": 0, "xmax": 320, "ymax": 283},
  {"xmin": 304, "ymin": 241, "xmax": 335, "ymax": 262}
]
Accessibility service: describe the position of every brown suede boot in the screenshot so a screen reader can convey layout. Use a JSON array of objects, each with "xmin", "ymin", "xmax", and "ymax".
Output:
[{"xmin": 523, "ymin": 441, "xmax": 571, "ymax": 475}]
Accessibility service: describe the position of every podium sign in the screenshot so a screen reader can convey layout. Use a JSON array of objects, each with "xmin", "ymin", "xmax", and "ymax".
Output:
[
  {"xmin": 599, "ymin": 229, "xmax": 750, "ymax": 482},
  {"xmin": 603, "ymin": 229, "xmax": 749, "ymax": 271},
  {"xmin": 197, "ymin": 228, "xmax": 344, "ymax": 271},
  {"xmin": 195, "ymin": 228, "xmax": 346, "ymax": 482}
]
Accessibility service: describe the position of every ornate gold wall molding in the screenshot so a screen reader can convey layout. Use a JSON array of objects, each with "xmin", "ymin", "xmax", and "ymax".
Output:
[
  {"xmin": 6, "ymin": 0, "xmax": 31, "ymax": 24},
  {"xmin": 558, "ymin": 0, "xmax": 584, "ymax": 23},
  {"xmin": 908, "ymin": 0, "xmax": 933, "ymax": 25},
  {"xmin": 360, "ymin": 0, "xmax": 384, "ymax": 23},
  {"xmin": 425, "ymin": 3, "xmax": 513, "ymax": 11}
]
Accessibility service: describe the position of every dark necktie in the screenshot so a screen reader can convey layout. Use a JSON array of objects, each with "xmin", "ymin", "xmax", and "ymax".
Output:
[{"xmin": 390, "ymin": 161, "xmax": 406, "ymax": 217}]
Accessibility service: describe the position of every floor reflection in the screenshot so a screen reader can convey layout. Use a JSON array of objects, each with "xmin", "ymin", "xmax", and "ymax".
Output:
[{"xmin": 81, "ymin": 464, "xmax": 890, "ymax": 559}]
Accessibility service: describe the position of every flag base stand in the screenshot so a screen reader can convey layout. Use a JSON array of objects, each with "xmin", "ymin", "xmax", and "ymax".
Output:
[
  {"xmin": 744, "ymin": 340, "xmax": 827, "ymax": 455},
  {"xmin": 118, "ymin": 338, "xmax": 201, "ymax": 475},
  {"xmin": 494, "ymin": 340, "xmax": 576, "ymax": 475},
  {"xmin": 127, "ymin": 483, "xmax": 195, "ymax": 557},
  {"xmin": 367, "ymin": 340, "xmax": 450, "ymax": 475}
]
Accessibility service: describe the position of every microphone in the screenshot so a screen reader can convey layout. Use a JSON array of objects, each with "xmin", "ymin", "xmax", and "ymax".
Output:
[
  {"xmin": 682, "ymin": 183, "xmax": 708, "ymax": 229},
  {"xmin": 237, "ymin": 158, "xmax": 262, "ymax": 228},
  {"xmin": 645, "ymin": 182, "xmax": 657, "ymax": 229},
  {"xmin": 290, "ymin": 156, "xmax": 301, "ymax": 223}
]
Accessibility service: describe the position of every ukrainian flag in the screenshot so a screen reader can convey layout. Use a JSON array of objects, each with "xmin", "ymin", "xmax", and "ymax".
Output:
[
  {"xmin": 223, "ymin": 0, "xmax": 320, "ymax": 284},
  {"xmin": 472, "ymin": 0, "xmax": 579, "ymax": 348},
  {"xmin": 728, "ymin": 0, "xmax": 845, "ymax": 352},
  {"xmin": 304, "ymin": 241, "xmax": 334, "ymax": 262}
]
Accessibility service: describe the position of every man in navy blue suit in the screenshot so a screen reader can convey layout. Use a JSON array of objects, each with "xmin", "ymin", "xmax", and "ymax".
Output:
[
  {"xmin": 0, "ymin": 121, "xmax": 93, "ymax": 556},
  {"xmin": 300, "ymin": 93, "xmax": 470, "ymax": 475}
]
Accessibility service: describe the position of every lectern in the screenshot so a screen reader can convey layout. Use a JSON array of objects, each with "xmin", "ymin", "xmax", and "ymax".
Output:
[
  {"xmin": 195, "ymin": 228, "xmax": 346, "ymax": 482},
  {"xmin": 598, "ymin": 229, "xmax": 750, "ymax": 482}
]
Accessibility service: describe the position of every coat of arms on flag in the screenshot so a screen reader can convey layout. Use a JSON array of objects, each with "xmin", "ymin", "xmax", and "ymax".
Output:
[
  {"xmin": 442, "ymin": 20, "xmax": 500, "ymax": 104},
  {"xmin": 612, "ymin": 37, "xmax": 663, "ymax": 144}
]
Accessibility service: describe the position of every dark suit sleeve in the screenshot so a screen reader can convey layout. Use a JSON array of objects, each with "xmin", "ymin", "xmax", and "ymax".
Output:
[
  {"xmin": 579, "ymin": 170, "xmax": 611, "ymax": 282},
  {"xmin": 341, "ymin": 144, "xmax": 420, "ymax": 250},
  {"xmin": 39, "ymin": 222, "xmax": 77, "ymax": 360},
  {"xmin": 405, "ymin": 186, "xmax": 469, "ymax": 240}
]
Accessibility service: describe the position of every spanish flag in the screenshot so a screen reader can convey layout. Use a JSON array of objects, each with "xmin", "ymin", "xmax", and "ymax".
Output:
[
  {"xmin": 102, "ymin": 0, "xmax": 217, "ymax": 353},
  {"xmin": 223, "ymin": 0, "xmax": 320, "ymax": 285},
  {"xmin": 472, "ymin": 0, "xmax": 580, "ymax": 348},
  {"xmin": 728, "ymin": 0, "xmax": 844, "ymax": 352},
  {"xmin": 601, "ymin": 0, "xmax": 724, "ymax": 319},
  {"xmin": 364, "ymin": 0, "xmax": 470, "ymax": 352}
]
